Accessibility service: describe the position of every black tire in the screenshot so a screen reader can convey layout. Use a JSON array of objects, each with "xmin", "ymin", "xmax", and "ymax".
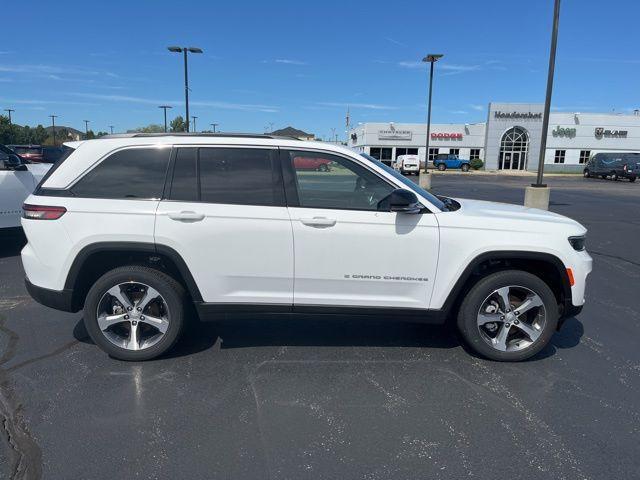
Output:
[
  {"xmin": 601, "ymin": 175, "xmax": 607, "ymax": 179},
  {"xmin": 437, "ymin": 163, "xmax": 447, "ymax": 171},
  {"xmin": 83, "ymin": 266, "xmax": 187, "ymax": 361},
  {"xmin": 461, "ymin": 164, "xmax": 470, "ymax": 172},
  {"xmin": 456, "ymin": 270, "xmax": 558, "ymax": 362},
  {"xmin": 611, "ymin": 171, "xmax": 618, "ymax": 181},
  {"xmin": 629, "ymin": 177, "xmax": 636, "ymax": 183},
  {"xmin": 583, "ymin": 169, "xmax": 590, "ymax": 178}
]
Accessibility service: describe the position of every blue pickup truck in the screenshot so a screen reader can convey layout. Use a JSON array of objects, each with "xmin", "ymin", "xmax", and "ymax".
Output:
[{"xmin": 433, "ymin": 153, "xmax": 471, "ymax": 171}]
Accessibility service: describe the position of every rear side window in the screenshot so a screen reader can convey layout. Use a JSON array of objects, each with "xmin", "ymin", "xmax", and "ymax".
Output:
[
  {"xmin": 71, "ymin": 147, "xmax": 171, "ymax": 199},
  {"xmin": 168, "ymin": 147, "xmax": 284, "ymax": 206}
]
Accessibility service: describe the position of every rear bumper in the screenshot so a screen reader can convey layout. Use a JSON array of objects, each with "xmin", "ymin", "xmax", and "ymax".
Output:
[{"xmin": 25, "ymin": 278, "xmax": 77, "ymax": 312}]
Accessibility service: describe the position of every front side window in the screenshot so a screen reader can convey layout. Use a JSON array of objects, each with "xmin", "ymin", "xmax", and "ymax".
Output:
[
  {"xmin": 287, "ymin": 150, "xmax": 394, "ymax": 211},
  {"xmin": 71, "ymin": 147, "xmax": 171, "ymax": 199}
]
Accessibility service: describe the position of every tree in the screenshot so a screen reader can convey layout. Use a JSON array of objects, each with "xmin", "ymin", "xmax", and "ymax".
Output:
[
  {"xmin": 170, "ymin": 116, "xmax": 186, "ymax": 133},
  {"xmin": 126, "ymin": 124, "xmax": 164, "ymax": 134}
]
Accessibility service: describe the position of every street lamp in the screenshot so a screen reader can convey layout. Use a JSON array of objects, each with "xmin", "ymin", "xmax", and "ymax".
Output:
[
  {"xmin": 210, "ymin": 122, "xmax": 219, "ymax": 133},
  {"xmin": 191, "ymin": 116, "xmax": 198, "ymax": 133},
  {"xmin": 49, "ymin": 114, "xmax": 58, "ymax": 146},
  {"xmin": 109, "ymin": 125, "xmax": 114, "ymax": 134},
  {"xmin": 4, "ymin": 108, "xmax": 14, "ymax": 125},
  {"xmin": 167, "ymin": 46, "xmax": 203, "ymax": 132},
  {"xmin": 525, "ymin": 0, "xmax": 561, "ymax": 211},
  {"xmin": 159, "ymin": 105, "xmax": 172, "ymax": 132},
  {"xmin": 421, "ymin": 54, "xmax": 443, "ymax": 184}
]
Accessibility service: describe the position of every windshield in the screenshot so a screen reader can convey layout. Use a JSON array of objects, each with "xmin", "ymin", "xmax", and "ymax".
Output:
[{"xmin": 359, "ymin": 152, "xmax": 446, "ymax": 211}]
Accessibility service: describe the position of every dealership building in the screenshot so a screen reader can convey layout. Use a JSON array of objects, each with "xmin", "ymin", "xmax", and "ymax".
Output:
[{"xmin": 347, "ymin": 102, "xmax": 640, "ymax": 172}]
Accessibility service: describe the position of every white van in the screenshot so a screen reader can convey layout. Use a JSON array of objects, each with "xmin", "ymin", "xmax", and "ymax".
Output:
[
  {"xmin": 396, "ymin": 154, "xmax": 420, "ymax": 175},
  {"xmin": 0, "ymin": 145, "xmax": 51, "ymax": 231}
]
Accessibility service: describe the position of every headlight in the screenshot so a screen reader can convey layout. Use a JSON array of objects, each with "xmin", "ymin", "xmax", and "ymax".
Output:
[{"xmin": 568, "ymin": 236, "xmax": 586, "ymax": 251}]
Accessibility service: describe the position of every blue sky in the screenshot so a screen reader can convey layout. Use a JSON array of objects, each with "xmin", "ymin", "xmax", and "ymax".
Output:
[{"xmin": 1, "ymin": 0, "xmax": 639, "ymax": 139}]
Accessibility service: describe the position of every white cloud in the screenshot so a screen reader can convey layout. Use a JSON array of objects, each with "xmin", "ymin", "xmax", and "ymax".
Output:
[
  {"xmin": 384, "ymin": 37, "xmax": 407, "ymax": 47},
  {"xmin": 317, "ymin": 101, "xmax": 398, "ymax": 110},
  {"xmin": 439, "ymin": 64, "xmax": 482, "ymax": 75},
  {"xmin": 470, "ymin": 104, "xmax": 484, "ymax": 111},
  {"xmin": 66, "ymin": 93, "xmax": 279, "ymax": 113},
  {"xmin": 0, "ymin": 97, "xmax": 98, "ymax": 106},
  {"xmin": 274, "ymin": 59, "xmax": 307, "ymax": 65},
  {"xmin": 398, "ymin": 61, "xmax": 423, "ymax": 69},
  {"xmin": 450, "ymin": 110, "xmax": 468, "ymax": 114}
]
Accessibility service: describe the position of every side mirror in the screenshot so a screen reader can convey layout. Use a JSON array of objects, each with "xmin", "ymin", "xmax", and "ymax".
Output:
[
  {"xmin": 3, "ymin": 154, "xmax": 27, "ymax": 171},
  {"xmin": 378, "ymin": 189, "xmax": 422, "ymax": 214}
]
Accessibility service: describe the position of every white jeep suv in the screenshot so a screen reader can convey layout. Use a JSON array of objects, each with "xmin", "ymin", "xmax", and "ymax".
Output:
[{"xmin": 21, "ymin": 134, "xmax": 592, "ymax": 361}]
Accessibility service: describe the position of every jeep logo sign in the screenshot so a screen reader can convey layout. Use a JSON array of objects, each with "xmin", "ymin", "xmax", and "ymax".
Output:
[
  {"xmin": 595, "ymin": 127, "xmax": 628, "ymax": 139},
  {"xmin": 552, "ymin": 126, "xmax": 576, "ymax": 138}
]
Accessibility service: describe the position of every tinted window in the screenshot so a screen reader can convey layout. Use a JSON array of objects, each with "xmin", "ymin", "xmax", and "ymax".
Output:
[
  {"xmin": 71, "ymin": 147, "xmax": 171, "ymax": 199},
  {"xmin": 169, "ymin": 148, "xmax": 198, "ymax": 201},
  {"xmin": 199, "ymin": 148, "xmax": 282, "ymax": 206},
  {"xmin": 288, "ymin": 150, "xmax": 394, "ymax": 211}
]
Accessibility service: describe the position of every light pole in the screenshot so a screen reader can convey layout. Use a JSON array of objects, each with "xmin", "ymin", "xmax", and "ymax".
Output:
[
  {"xmin": 4, "ymin": 108, "xmax": 14, "ymax": 125},
  {"xmin": 49, "ymin": 114, "xmax": 58, "ymax": 146},
  {"xmin": 191, "ymin": 116, "xmax": 198, "ymax": 133},
  {"xmin": 167, "ymin": 46, "xmax": 203, "ymax": 132},
  {"xmin": 159, "ymin": 105, "xmax": 172, "ymax": 132},
  {"xmin": 83, "ymin": 119, "xmax": 90, "ymax": 138},
  {"xmin": 267, "ymin": 122, "xmax": 274, "ymax": 133},
  {"xmin": 525, "ymin": 0, "xmax": 561, "ymax": 210},
  {"xmin": 210, "ymin": 123, "xmax": 219, "ymax": 133},
  {"xmin": 109, "ymin": 125, "xmax": 114, "ymax": 134},
  {"xmin": 421, "ymin": 54, "xmax": 443, "ymax": 185}
]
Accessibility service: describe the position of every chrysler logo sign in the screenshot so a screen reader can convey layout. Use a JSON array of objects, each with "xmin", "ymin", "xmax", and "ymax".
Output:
[
  {"xmin": 378, "ymin": 127, "xmax": 412, "ymax": 140},
  {"xmin": 494, "ymin": 111, "xmax": 542, "ymax": 120},
  {"xmin": 595, "ymin": 127, "xmax": 627, "ymax": 139}
]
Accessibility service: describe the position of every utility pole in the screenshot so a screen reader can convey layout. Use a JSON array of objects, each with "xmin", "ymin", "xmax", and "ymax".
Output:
[
  {"xmin": 109, "ymin": 125, "xmax": 114, "ymax": 134},
  {"xmin": 4, "ymin": 108, "xmax": 14, "ymax": 125},
  {"xmin": 83, "ymin": 120, "xmax": 90, "ymax": 138},
  {"xmin": 159, "ymin": 105, "xmax": 172, "ymax": 132},
  {"xmin": 525, "ymin": 0, "xmax": 561, "ymax": 210},
  {"xmin": 211, "ymin": 123, "xmax": 219, "ymax": 133},
  {"xmin": 267, "ymin": 122, "xmax": 274, "ymax": 133},
  {"xmin": 191, "ymin": 116, "xmax": 198, "ymax": 133},
  {"xmin": 49, "ymin": 114, "xmax": 58, "ymax": 146},
  {"xmin": 345, "ymin": 107, "xmax": 351, "ymax": 143}
]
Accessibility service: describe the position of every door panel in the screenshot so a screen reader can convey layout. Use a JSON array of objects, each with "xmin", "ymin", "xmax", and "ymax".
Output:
[
  {"xmin": 289, "ymin": 207, "xmax": 439, "ymax": 308},
  {"xmin": 282, "ymin": 149, "xmax": 439, "ymax": 309}
]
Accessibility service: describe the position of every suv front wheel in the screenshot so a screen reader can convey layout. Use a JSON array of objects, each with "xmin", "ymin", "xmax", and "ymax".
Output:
[
  {"xmin": 457, "ymin": 270, "xmax": 558, "ymax": 361},
  {"xmin": 83, "ymin": 266, "xmax": 186, "ymax": 361}
]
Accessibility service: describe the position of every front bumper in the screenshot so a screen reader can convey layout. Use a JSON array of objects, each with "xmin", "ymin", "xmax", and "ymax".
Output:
[{"xmin": 25, "ymin": 278, "xmax": 77, "ymax": 312}]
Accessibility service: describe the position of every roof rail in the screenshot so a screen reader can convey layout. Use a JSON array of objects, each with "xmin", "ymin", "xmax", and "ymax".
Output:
[{"xmin": 99, "ymin": 132, "xmax": 300, "ymax": 140}]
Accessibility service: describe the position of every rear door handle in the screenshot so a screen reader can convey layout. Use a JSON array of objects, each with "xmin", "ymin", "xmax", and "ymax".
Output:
[
  {"xmin": 300, "ymin": 217, "xmax": 336, "ymax": 228},
  {"xmin": 168, "ymin": 211, "xmax": 205, "ymax": 222}
]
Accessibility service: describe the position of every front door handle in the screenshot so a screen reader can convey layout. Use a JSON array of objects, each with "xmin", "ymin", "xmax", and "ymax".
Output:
[
  {"xmin": 168, "ymin": 211, "xmax": 205, "ymax": 222},
  {"xmin": 300, "ymin": 217, "xmax": 336, "ymax": 228}
]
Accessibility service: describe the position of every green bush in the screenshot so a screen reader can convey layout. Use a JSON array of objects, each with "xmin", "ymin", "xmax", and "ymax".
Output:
[{"xmin": 469, "ymin": 158, "xmax": 484, "ymax": 170}]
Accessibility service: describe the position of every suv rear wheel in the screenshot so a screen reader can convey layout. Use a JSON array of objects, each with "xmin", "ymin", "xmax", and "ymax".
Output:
[
  {"xmin": 457, "ymin": 270, "xmax": 558, "ymax": 361},
  {"xmin": 583, "ymin": 169, "xmax": 590, "ymax": 178},
  {"xmin": 83, "ymin": 266, "xmax": 186, "ymax": 361},
  {"xmin": 437, "ymin": 163, "xmax": 447, "ymax": 171},
  {"xmin": 461, "ymin": 163, "xmax": 470, "ymax": 172}
]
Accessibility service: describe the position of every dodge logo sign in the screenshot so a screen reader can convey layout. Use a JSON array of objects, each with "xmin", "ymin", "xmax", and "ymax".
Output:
[{"xmin": 431, "ymin": 132, "xmax": 463, "ymax": 139}]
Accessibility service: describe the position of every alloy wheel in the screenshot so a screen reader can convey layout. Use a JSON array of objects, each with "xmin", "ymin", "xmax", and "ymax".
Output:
[
  {"xmin": 96, "ymin": 282, "xmax": 170, "ymax": 351},
  {"xmin": 476, "ymin": 285, "xmax": 546, "ymax": 352}
]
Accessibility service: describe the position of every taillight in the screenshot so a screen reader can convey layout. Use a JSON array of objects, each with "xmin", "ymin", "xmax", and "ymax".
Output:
[{"xmin": 22, "ymin": 204, "xmax": 66, "ymax": 220}]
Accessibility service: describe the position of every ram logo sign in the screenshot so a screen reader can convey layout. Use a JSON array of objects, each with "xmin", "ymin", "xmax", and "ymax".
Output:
[{"xmin": 595, "ymin": 127, "xmax": 628, "ymax": 139}]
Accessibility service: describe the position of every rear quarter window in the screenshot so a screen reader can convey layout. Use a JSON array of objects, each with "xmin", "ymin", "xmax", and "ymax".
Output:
[{"xmin": 70, "ymin": 147, "xmax": 171, "ymax": 199}]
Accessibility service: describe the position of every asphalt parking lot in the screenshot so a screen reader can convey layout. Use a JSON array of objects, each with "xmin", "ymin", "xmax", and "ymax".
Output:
[{"xmin": 1, "ymin": 174, "xmax": 639, "ymax": 479}]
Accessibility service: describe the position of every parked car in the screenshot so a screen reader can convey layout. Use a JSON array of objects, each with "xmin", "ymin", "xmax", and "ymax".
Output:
[
  {"xmin": 22, "ymin": 134, "xmax": 591, "ymax": 362},
  {"xmin": 8, "ymin": 145, "xmax": 45, "ymax": 163},
  {"xmin": 0, "ymin": 144, "xmax": 52, "ymax": 231},
  {"xmin": 433, "ymin": 153, "xmax": 471, "ymax": 172},
  {"xmin": 395, "ymin": 154, "xmax": 420, "ymax": 175},
  {"xmin": 583, "ymin": 153, "xmax": 638, "ymax": 182},
  {"xmin": 293, "ymin": 155, "xmax": 332, "ymax": 171}
]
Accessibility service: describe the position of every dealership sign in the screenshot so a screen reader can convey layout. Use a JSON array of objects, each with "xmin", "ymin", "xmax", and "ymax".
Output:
[
  {"xmin": 595, "ymin": 127, "xmax": 627, "ymax": 139},
  {"xmin": 494, "ymin": 111, "xmax": 542, "ymax": 120},
  {"xmin": 551, "ymin": 126, "xmax": 576, "ymax": 138},
  {"xmin": 378, "ymin": 126, "xmax": 412, "ymax": 140},
  {"xmin": 431, "ymin": 132, "xmax": 463, "ymax": 139}
]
